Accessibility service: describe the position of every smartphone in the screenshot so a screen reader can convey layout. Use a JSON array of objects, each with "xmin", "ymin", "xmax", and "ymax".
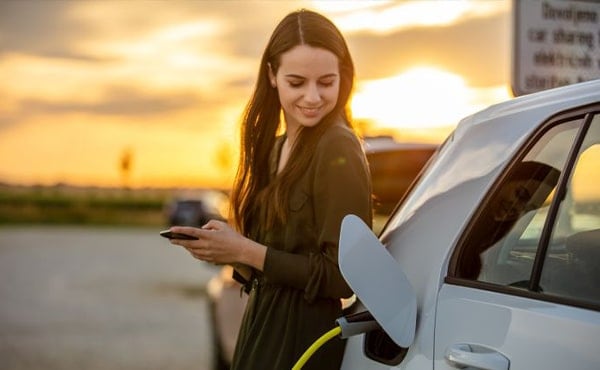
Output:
[{"xmin": 159, "ymin": 230, "xmax": 199, "ymax": 240}]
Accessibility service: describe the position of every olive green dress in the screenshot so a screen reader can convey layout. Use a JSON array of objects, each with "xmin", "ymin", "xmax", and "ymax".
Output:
[{"xmin": 231, "ymin": 122, "xmax": 373, "ymax": 370}]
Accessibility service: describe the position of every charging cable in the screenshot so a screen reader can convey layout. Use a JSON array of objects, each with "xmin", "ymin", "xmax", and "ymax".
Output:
[
  {"xmin": 291, "ymin": 326, "xmax": 341, "ymax": 370},
  {"xmin": 291, "ymin": 311, "xmax": 380, "ymax": 369}
]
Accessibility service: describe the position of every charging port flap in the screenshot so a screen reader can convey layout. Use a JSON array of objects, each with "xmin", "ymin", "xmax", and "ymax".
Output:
[{"xmin": 338, "ymin": 214, "xmax": 417, "ymax": 348}]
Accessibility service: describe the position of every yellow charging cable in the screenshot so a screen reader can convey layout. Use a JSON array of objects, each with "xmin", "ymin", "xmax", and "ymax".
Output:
[{"xmin": 291, "ymin": 326, "xmax": 342, "ymax": 370}]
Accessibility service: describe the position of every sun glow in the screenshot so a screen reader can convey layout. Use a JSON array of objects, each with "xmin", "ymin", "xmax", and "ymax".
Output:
[{"xmin": 352, "ymin": 67, "xmax": 510, "ymax": 130}]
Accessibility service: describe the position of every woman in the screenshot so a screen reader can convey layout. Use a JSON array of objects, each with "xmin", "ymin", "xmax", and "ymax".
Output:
[{"xmin": 169, "ymin": 9, "xmax": 372, "ymax": 369}]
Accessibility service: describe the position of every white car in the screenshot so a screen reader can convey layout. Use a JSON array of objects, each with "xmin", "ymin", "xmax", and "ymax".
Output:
[{"xmin": 338, "ymin": 79, "xmax": 600, "ymax": 370}]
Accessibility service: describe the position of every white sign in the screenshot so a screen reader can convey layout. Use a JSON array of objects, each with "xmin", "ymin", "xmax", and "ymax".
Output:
[{"xmin": 512, "ymin": 0, "xmax": 600, "ymax": 96}]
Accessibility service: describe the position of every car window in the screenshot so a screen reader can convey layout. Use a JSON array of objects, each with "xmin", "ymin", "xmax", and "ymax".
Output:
[
  {"xmin": 454, "ymin": 111, "xmax": 600, "ymax": 309},
  {"xmin": 540, "ymin": 114, "xmax": 600, "ymax": 305}
]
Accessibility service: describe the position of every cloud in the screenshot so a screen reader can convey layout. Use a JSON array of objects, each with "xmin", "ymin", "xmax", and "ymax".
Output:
[
  {"xmin": 347, "ymin": 11, "xmax": 510, "ymax": 86},
  {"xmin": 0, "ymin": 1, "xmax": 510, "ymax": 87},
  {"xmin": 27, "ymin": 87, "xmax": 200, "ymax": 116},
  {"xmin": 0, "ymin": 0, "xmax": 108, "ymax": 61},
  {"xmin": 0, "ymin": 0, "xmax": 304, "ymax": 61},
  {"xmin": 0, "ymin": 86, "xmax": 228, "ymax": 131},
  {"xmin": 317, "ymin": 0, "xmax": 507, "ymax": 34}
]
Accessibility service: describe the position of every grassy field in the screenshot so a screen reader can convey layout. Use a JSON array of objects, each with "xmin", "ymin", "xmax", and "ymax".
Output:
[{"xmin": 0, "ymin": 183, "xmax": 192, "ymax": 227}]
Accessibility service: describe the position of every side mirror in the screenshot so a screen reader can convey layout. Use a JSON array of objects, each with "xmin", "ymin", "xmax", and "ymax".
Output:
[{"xmin": 339, "ymin": 214, "xmax": 417, "ymax": 347}]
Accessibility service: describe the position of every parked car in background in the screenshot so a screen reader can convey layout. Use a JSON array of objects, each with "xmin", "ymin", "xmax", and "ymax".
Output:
[
  {"xmin": 206, "ymin": 136, "xmax": 438, "ymax": 370},
  {"xmin": 164, "ymin": 189, "xmax": 228, "ymax": 227},
  {"xmin": 206, "ymin": 265, "xmax": 246, "ymax": 370},
  {"xmin": 363, "ymin": 136, "xmax": 437, "ymax": 215},
  {"xmin": 339, "ymin": 79, "xmax": 600, "ymax": 370}
]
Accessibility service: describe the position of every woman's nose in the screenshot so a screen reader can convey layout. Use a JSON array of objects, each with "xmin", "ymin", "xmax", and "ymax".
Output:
[{"xmin": 304, "ymin": 83, "xmax": 321, "ymax": 103}]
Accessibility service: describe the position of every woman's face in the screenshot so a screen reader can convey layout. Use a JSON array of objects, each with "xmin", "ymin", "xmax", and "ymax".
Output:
[{"xmin": 269, "ymin": 44, "xmax": 340, "ymax": 130}]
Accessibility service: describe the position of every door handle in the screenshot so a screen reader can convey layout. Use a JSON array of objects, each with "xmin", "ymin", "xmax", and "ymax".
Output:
[{"xmin": 445, "ymin": 343, "xmax": 510, "ymax": 370}]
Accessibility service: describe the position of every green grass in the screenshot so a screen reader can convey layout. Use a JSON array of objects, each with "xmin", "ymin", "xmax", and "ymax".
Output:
[{"xmin": 0, "ymin": 184, "xmax": 173, "ymax": 226}]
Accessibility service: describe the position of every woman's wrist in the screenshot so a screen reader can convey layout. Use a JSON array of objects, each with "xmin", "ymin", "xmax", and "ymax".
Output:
[{"xmin": 239, "ymin": 237, "xmax": 267, "ymax": 271}]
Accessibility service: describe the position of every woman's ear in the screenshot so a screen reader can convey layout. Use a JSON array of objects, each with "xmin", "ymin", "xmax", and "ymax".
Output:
[{"xmin": 267, "ymin": 63, "xmax": 277, "ymax": 88}]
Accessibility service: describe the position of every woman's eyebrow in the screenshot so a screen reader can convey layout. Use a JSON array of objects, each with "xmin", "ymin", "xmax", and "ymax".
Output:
[{"xmin": 284, "ymin": 73, "xmax": 338, "ymax": 79}]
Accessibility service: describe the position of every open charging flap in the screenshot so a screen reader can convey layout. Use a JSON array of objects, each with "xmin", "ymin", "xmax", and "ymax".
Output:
[{"xmin": 338, "ymin": 214, "xmax": 417, "ymax": 348}]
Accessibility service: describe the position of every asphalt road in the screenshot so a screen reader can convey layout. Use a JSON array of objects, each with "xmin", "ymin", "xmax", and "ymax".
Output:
[{"xmin": 0, "ymin": 226, "xmax": 221, "ymax": 370}]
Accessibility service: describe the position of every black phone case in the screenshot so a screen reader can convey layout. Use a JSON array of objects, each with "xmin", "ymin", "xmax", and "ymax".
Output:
[{"xmin": 159, "ymin": 230, "xmax": 198, "ymax": 240}]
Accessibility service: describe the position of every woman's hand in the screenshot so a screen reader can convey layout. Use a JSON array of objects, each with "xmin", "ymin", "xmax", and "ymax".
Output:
[
  {"xmin": 169, "ymin": 220, "xmax": 244, "ymax": 265},
  {"xmin": 168, "ymin": 220, "xmax": 266, "ymax": 270}
]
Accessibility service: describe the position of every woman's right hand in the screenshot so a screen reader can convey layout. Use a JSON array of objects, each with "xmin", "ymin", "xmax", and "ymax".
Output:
[{"xmin": 170, "ymin": 221, "xmax": 267, "ymax": 270}]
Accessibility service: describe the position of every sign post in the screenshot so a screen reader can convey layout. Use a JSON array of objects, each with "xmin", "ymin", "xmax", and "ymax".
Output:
[{"xmin": 512, "ymin": 0, "xmax": 600, "ymax": 96}]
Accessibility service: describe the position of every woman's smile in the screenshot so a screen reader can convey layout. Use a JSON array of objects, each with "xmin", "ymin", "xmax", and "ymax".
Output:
[{"xmin": 298, "ymin": 105, "xmax": 322, "ymax": 117}]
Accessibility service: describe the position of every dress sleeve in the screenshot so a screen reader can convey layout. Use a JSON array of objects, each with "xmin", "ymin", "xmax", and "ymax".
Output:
[
  {"xmin": 263, "ymin": 128, "xmax": 373, "ymax": 302},
  {"xmin": 306, "ymin": 131, "xmax": 373, "ymax": 301}
]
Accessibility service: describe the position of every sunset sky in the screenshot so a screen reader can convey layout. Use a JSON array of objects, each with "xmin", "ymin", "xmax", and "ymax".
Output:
[{"xmin": 0, "ymin": 0, "xmax": 512, "ymax": 189}]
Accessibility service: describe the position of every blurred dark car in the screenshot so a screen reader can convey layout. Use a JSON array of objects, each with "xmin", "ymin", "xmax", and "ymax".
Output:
[
  {"xmin": 205, "ymin": 136, "xmax": 438, "ymax": 370},
  {"xmin": 363, "ymin": 136, "xmax": 437, "ymax": 215},
  {"xmin": 165, "ymin": 190, "xmax": 229, "ymax": 227}
]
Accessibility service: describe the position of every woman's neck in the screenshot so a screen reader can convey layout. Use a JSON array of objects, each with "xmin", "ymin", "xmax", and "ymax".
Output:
[
  {"xmin": 285, "ymin": 124, "xmax": 298, "ymax": 148},
  {"xmin": 277, "ymin": 136, "xmax": 292, "ymax": 174},
  {"xmin": 278, "ymin": 123, "xmax": 298, "ymax": 174}
]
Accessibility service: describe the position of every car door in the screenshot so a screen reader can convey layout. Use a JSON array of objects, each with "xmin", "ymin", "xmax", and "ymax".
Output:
[{"xmin": 435, "ymin": 107, "xmax": 600, "ymax": 370}]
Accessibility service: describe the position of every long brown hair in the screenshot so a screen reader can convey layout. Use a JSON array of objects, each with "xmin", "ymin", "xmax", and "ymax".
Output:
[{"xmin": 231, "ymin": 9, "xmax": 355, "ymax": 235}]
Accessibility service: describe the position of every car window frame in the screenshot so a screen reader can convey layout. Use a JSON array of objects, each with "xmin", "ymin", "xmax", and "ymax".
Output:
[{"xmin": 446, "ymin": 102, "xmax": 600, "ymax": 313}]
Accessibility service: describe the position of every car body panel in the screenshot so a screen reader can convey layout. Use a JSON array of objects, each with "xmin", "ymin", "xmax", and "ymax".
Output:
[
  {"xmin": 434, "ymin": 285, "xmax": 600, "ymax": 370},
  {"xmin": 340, "ymin": 79, "xmax": 600, "ymax": 370}
]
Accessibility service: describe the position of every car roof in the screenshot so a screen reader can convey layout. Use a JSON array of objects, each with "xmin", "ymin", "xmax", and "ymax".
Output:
[{"xmin": 460, "ymin": 79, "xmax": 600, "ymax": 135}]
